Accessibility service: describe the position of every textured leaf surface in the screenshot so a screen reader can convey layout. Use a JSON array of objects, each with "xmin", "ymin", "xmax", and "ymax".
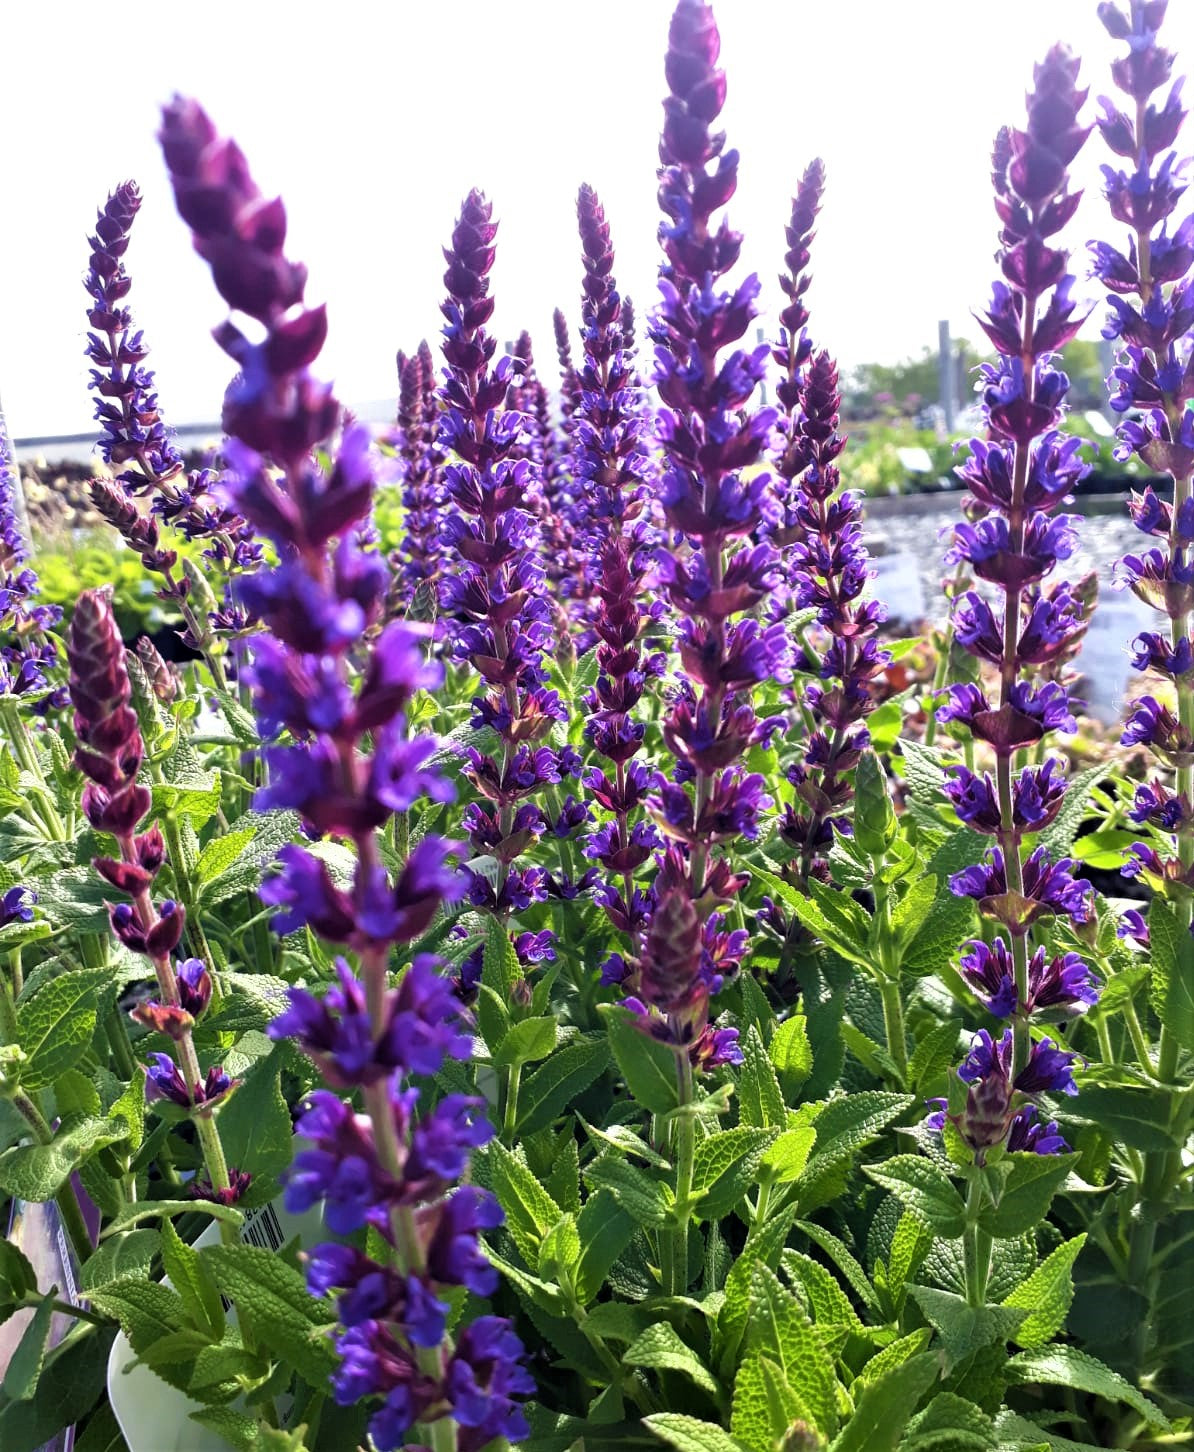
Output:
[
  {"xmin": 645, "ymin": 1414, "xmax": 750, "ymax": 1452},
  {"xmin": 1001, "ymin": 1234, "xmax": 1086, "ymax": 1349},
  {"xmin": 625, "ymin": 1323, "xmax": 720, "ymax": 1398},
  {"xmin": 866, "ymin": 1156, "xmax": 966, "ymax": 1237},
  {"xmin": 1006, "ymin": 1345, "xmax": 1171, "ymax": 1430}
]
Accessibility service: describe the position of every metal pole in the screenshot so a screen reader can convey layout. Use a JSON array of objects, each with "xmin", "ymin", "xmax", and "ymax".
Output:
[{"xmin": 938, "ymin": 320, "xmax": 956, "ymax": 433}]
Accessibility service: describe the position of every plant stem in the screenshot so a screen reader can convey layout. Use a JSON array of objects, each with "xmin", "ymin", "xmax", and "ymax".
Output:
[
  {"xmin": 963, "ymin": 1175, "xmax": 991, "ymax": 1308},
  {"xmin": 878, "ymin": 976, "xmax": 908, "ymax": 1086},
  {"xmin": 11, "ymin": 1092, "xmax": 95, "ymax": 1267},
  {"xmin": 501, "ymin": 1061, "xmax": 522, "ymax": 1146},
  {"xmin": 662, "ymin": 1051, "xmax": 696, "ymax": 1297}
]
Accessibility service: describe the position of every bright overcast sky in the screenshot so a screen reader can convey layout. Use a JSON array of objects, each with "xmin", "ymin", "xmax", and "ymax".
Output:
[{"xmin": 0, "ymin": 0, "xmax": 1150, "ymax": 441}]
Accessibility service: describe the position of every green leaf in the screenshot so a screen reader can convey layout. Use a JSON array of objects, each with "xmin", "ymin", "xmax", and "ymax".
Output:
[
  {"xmin": 829, "ymin": 1353, "xmax": 941, "ymax": 1452},
  {"xmin": 493, "ymin": 1015, "xmax": 558, "ymax": 1068},
  {"xmin": 2, "ymin": 1295, "xmax": 56, "ymax": 1401},
  {"xmin": 904, "ymin": 1392, "xmax": 997, "ymax": 1451},
  {"xmin": 214, "ymin": 1046, "xmax": 295, "ymax": 1187},
  {"xmin": 738, "ymin": 1025, "xmax": 785, "ymax": 1129},
  {"xmin": 854, "ymin": 1328, "xmax": 932, "ymax": 1386},
  {"xmin": 89, "ymin": 1279, "xmax": 190, "ymax": 1352},
  {"xmin": 151, "ymin": 775, "xmax": 222, "ymax": 827},
  {"xmin": 161, "ymin": 1217, "xmax": 225, "ymax": 1342},
  {"xmin": 865, "ymin": 1156, "xmax": 966, "ymax": 1238},
  {"xmin": 1057, "ymin": 1084, "xmax": 1181, "ymax": 1152},
  {"xmin": 781, "ymin": 1250, "xmax": 868, "ymax": 1335},
  {"xmin": 584, "ymin": 1154, "xmax": 672, "ymax": 1226},
  {"xmin": 0, "ymin": 1324, "xmax": 115, "ymax": 1452},
  {"xmin": 900, "ymin": 891, "xmax": 976, "ymax": 979},
  {"xmin": 17, "ymin": 968, "xmax": 108, "ymax": 1091},
  {"xmin": 755, "ymin": 869, "xmax": 869, "ymax": 967},
  {"xmin": 604, "ymin": 1006, "xmax": 680, "ymax": 1115},
  {"xmin": 483, "ymin": 914, "xmax": 521, "ymax": 995},
  {"xmin": 1006, "ymin": 1345, "xmax": 1171, "ymax": 1430},
  {"xmin": 1070, "ymin": 829, "xmax": 1137, "ymax": 871},
  {"xmin": 716, "ymin": 1211, "xmax": 799, "ymax": 1372},
  {"xmin": 692, "ymin": 1128, "xmax": 778, "ymax": 1221},
  {"xmin": 746, "ymin": 1263, "xmax": 838, "ymax": 1434},
  {"xmin": 0, "ymin": 1115, "xmax": 129, "ymax": 1201},
  {"xmin": 977, "ymin": 1153, "xmax": 1077, "ymax": 1238},
  {"xmin": 907, "ymin": 1285, "xmax": 1026, "ymax": 1363},
  {"xmin": 200, "ymin": 811, "xmax": 301, "ymax": 906},
  {"xmin": 770, "ymin": 1015, "xmax": 813, "ymax": 1084},
  {"xmin": 537, "ymin": 1214, "xmax": 581, "ymax": 1285},
  {"xmin": 99, "ymin": 1197, "xmax": 244, "ymax": 1238},
  {"xmin": 52, "ymin": 1069, "xmax": 101, "ymax": 1121},
  {"xmin": 574, "ymin": 1189, "xmax": 636, "ymax": 1305},
  {"xmin": 488, "ymin": 1141, "xmax": 564, "ymax": 1263},
  {"xmin": 885, "ymin": 1212, "xmax": 933, "ymax": 1303},
  {"xmin": 795, "ymin": 1221, "xmax": 880, "ymax": 1316},
  {"xmin": 195, "ymin": 826, "xmax": 257, "ymax": 885},
  {"xmin": 909, "ymin": 1021, "xmax": 963, "ymax": 1093},
  {"xmin": 0, "ymin": 1240, "xmax": 38, "ymax": 1302},
  {"xmin": 1001, "ymin": 1233, "xmax": 1086, "ymax": 1350},
  {"xmin": 80, "ymin": 1229, "xmax": 161, "ymax": 1292},
  {"xmin": 516, "ymin": 1033, "xmax": 610, "ymax": 1136},
  {"xmin": 731, "ymin": 1352, "xmax": 811, "ymax": 1452},
  {"xmin": 1147, "ymin": 897, "xmax": 1194, "ymax": 1052},
  {"xmin": 201, "ymin": 1243, "xmax": 337, "ymax": 1388},
  {"xmin": 760, "ymin": 1126, "xmax": 817, "ymax": 1185},
  {"xmin": 625, "ymin": 1323, "xmax": 721, "ymax": 1398},
  {"xmin": 645, "ymin": 1414, "xmax": 750, "ymax": 1452},
  {"xmin": 1038, "ymin": 764, "xmax": 1110, "ymax": 857},
  {"xmin": 190, "ymin": 1407, "xmax": 258, "ymax": 1452},
  {"xmin": 892, "ymin": 874, "xmax": 937, "ymax": 950}
]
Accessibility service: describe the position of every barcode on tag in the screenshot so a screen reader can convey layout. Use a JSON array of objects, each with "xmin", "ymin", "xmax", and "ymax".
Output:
[{"xmin": 242, "ymin": 1203, "xmax": 285, "ymax": 1253}]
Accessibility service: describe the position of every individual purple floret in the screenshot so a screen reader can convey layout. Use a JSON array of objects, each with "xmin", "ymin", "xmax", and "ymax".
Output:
[{"xmin": 160, "ymin": 96, "xmax": 527, "ymax": 1451}]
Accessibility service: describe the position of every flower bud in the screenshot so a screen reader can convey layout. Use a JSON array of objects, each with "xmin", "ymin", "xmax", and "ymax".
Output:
[{"xmin": 853, "ymin": 751, "xmax": 897, "ymax": 859}]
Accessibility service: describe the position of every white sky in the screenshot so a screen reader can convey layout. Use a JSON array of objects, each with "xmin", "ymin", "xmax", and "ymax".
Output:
[{"xmin": 0, "ymin": 0, "xmax": 1171, "ymax": 441}]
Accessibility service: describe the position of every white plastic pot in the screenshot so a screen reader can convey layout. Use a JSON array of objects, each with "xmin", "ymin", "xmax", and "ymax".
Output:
[{"xmin": 106, "ymin": 1199, "xmax": 323, "ymax": 1452}]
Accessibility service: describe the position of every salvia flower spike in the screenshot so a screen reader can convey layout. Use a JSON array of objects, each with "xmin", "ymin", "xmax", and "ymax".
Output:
[
  {"xmin": 160, "ymin": 97, "xmax": 528, "ymax": 1451},
  {"xmin": 936, "ymin": 41, "xmax": 1098, "ymax": 1161},
  {"xmin": 0, "ymin": 415, "xmax": 63, "ymax": 707},
  {"xmin": 1095, "ymin": 1, "xmax": 1194, "ymax": 1024}
]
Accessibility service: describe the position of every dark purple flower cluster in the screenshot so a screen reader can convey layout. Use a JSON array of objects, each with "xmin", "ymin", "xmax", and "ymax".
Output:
[
  {"xmin": 0, "ymin": 418, "xmax": 62, "ymax": 705},
  {"xmin": 632, "ymin": 0, "xmax": 793, "ymax": 1066},
  {"xmin": 1093, "ymin": 2, "xmax": 1194, "ymax": 943},
  {"xmin": 775, "ymin": 349, "xmax": 889, "ymax": 883},
  {"xmin": 392, "ymin": 340, "xmax": 445, "ymax": 607},
  {"xmin": 83, "ymin": 183, "xmax": 261, "ymax": 667},
  {"xmin": 160, "ymin": 98, "xmax": 528, "ymax": 1448},
  {"xmin": 933, "ymin": 45, "xmax": 1098, "ymax": 1157},
  {"xmin": 68, "ymin": 588, "xmax": 236, "ymax": 1120},
  {"xmin": 435, "ymin": 191, "xmax": 575, "ymax": 934},
  {"xmin": 570, "ymin": 183, "xmax": 664, "ymax": 967}
]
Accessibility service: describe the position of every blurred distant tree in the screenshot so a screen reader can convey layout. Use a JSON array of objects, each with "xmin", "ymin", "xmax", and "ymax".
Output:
[{"xmin": 844, "ymin": 341, "xmax": 988, "ymax": 420}]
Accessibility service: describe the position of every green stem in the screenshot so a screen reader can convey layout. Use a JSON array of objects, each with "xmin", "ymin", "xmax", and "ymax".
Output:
[
  {"xmin": 1121, "ymin": 996, "xmax": 1156, "ymax": 1078},
  {"xmin": 0, "ymin": 700, "xmax": 67, "ymax": 841},
  {"xmin": 11, "ymin": 1093, "xmax": 95, "ymax": 1266},
  {"xmin": 878, "ymin": 977, "xmax": 908, "ymax": 1086},
  {"xmin": 871, "ymin": 874, "xmax": 907, "ymax": 1085},
  {"xmin": 662, "ymin": 1052, "xmax": 696, "ymax": 1297},
  {"xmin": 963, "ymin": 1175, "xmax": 991, "ymax": 1308},
  {"xmin": 501, "ymin": 1061, "xmax": 522, "ymax": 1146}
]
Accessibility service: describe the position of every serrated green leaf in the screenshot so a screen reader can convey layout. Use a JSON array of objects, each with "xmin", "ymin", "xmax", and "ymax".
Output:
[
  {"xmin": 89, "ymin": 1278, "xmax": 189, "ymax": 1351},
  {"xmin": 909, "ymin": 1021, "xmax": 963, "ymax": 1093},
  {"xmin": 604, "ymin": 1006, "xmax": 680, "ymax": 1115},
  {"xmin": 1147, "ymin": 897, "xmax": 1194, "ymax": 1052},
  {"xmin": 738, "ymin": 1025, "xmax": 785, "ymax": 1129},
  {"xmin": 977, "ymin": 1153, "xmax": 1077, "ymax": 1238},
  {"xmin": 907, "ymin": 1285, "xmax": 1026, "ymax": 1363},
  {"xmin": 770, "ymin": 1015, "xmax": 813, "ymax": 1084},
  {"xmin": 161, "ymin": 1217, "xmax": 225, "ymax": 1342},
  {"xmin": 904, "ymin": 1391, "xmax": 997, "ymax": 1450},
  {"xmin": 574, "ymin": 1189, "xmax": 636, "ymax": 1305},
  {"xmin": 190, "ymin": 1406, "xmax": 258, "ymax": 1451},
  {"xmin": 886, "ymin": 1211, "xmax": 933, "ymax": 1301},
  {"xmin": 214, "ymin": 1046, "xmax": 294, "ymax": 1187},
  {"xmin": 692, "ymin": 1128, "xmax": 778, "ymax": 1221},
  {"xmin": 866, "ymin": 1156, "xmax": 966, "ymax": 1238},
  {"xmin": 746, "ymin": 1263, "xmax": 837, "ymax": 1434},
  {"xmin": 1006, "ymin": 1345, "xmax": 1170, "ymax": 1430},
  {"xmin": 900, "ymin": 892, "xmax": 976, "ymax": 979},
  {"xmin": 151, "ymin": 775, "xmax": 222, "ymax": 826},
  {"xmin": 854, "ymin": 1328, "xmax": 933, "ymax": 1386},
  {"xmin": 195, "ymin": 826, "xmax": 257, "ymax": 885},
  {"xmin": 645, "ymin": 1413, "xmax": 750, "ymax": 1452},
  {"xmin": 0, "ymin": 1114, "xmax": 128, "ymax": 1201},
  {"xmin": 731, "ymin": 1351, "xmax": 811, "ymax": 1452},
  {"xmin": 537, "ymin": 1213, "xmax": 581, "ymax": 1284},
  {"xmin": 583, "ymin": 1154, "xmax": 672, "ymax": 1226},
  {"xmin": 781, "ymin": 1250, "xmax": 868, "ymax": 1335},
  {"xmin": 893, "ymin": 874, "xmax": 937, "ymax": 950},
  {"xmin": 755, "ymin": 869, "xmax": 870, "ymax": 967},
  {"xmin": 795, "ymin": 1221, "xmax": 880, "ymax": 1315},
  {"xmin": 2, "ymin": 1295, "xmax": 55, "ymax": 1401},
  {"xmin": 17, "ymin": 969, "xmax": 108, "ymax": 1091},
  {"xmin": 201, "ymin": 811, "xmax": 301, "ymax": 906},
  {"xmin": 493, "ymin": 1015, "xmax": 558, "ymax": 1068},
  {"xmin": 1001, "ymin": 1233, "xmax": 1086, "ymax": 1350},
  {"xmin": 1038, "ymin": 764, "xmax": 1110, "ymax": 858},
  {"xmin": 489, "ymin": 1141, "xmax": 564, "ymax": 1263},
  {"xmin": 625, "ymin": 1323, "xmax": 721, "ymax": 1398},
  {"xmin": 716, "ymin": 1211, "xmax": 799, "ymax": 1373},
  {"xmin": 201, "ymin": 1243, "xmax": 336, "ymax": 1388},
  {"xmin": 0, "ymin": 1240, "xmax": 38, "ymax": 1302},
  {"xmin": 80, "ymin": 1229, "xmax": 161, "ymax": 1292},
  {"xmin": 760, "ymin": 1125, "xmax": 817, "ymax": 1185},
  {"xmin": 0, "ymin": 1324, "xmax": 115, "ymax": 1452},
  {"xmin": 516, "ymin": 1033, "xmax": 609, "ymax": 1136},
  {"xmin": 828, "ymin": 1352, "xmax": 940, "ymax": 1452}
]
